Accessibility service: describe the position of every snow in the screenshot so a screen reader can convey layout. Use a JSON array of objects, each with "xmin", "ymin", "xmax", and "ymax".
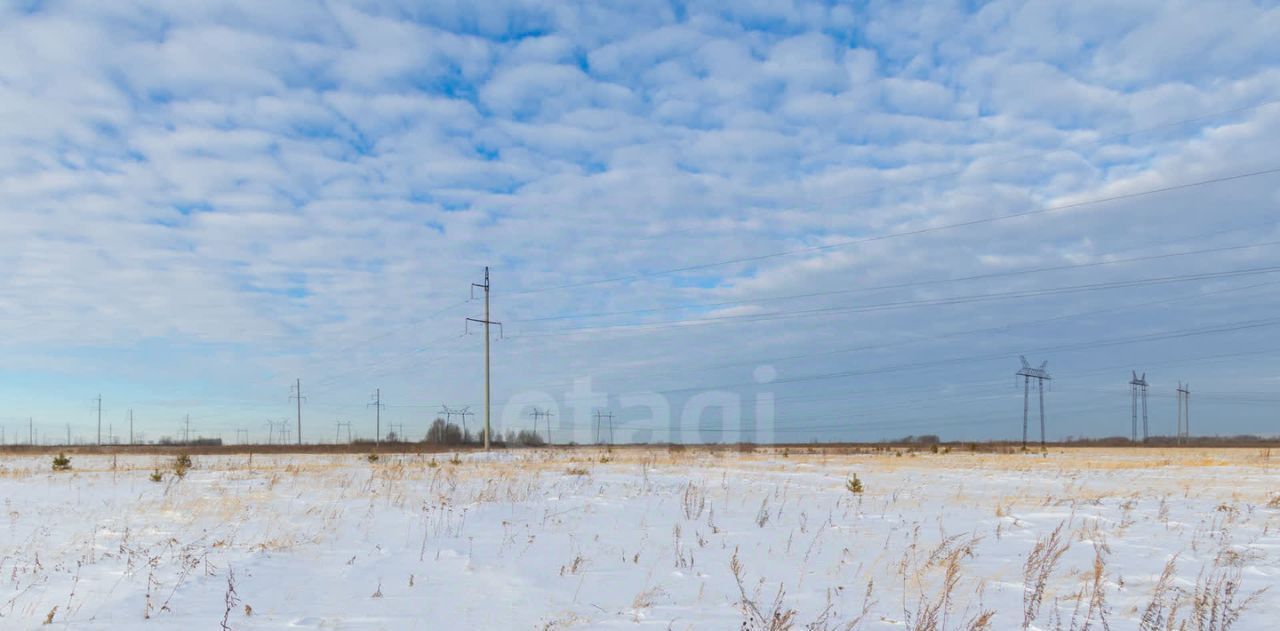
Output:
[{"xmin": 2, "ymin": 447, "xmax": 1278, "ymax": 629}]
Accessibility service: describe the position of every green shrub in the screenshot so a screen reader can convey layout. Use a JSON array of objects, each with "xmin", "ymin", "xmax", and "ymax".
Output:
[
  {"xmin": 366, "ymin": 453, "xmax": 380, "ymax": 463},
  {"xmin": 173, "ymin": 453, "xmax": 192, "ymax": 478},
  {"xmin": 149, "ymin": 469, "xmax": 164, "ymax": 483},
  {"xmin": 52, "ymin": 453, "xmax": 71, "ymax": 471},
  {"xmin": 845, "ymin": 473, "xmax": 864, "ymax": 494}
]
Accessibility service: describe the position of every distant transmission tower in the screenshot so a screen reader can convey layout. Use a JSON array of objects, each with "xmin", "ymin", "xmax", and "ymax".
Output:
[
  {"xmin": 441, "ymin": 405, "xmax": 474, "ymax": 440},
  {"xmin": 335, "ymin": 420, "xmax": 352, "ymax": 444},
  {"xmin": 290, "ymin": 378, "xmax": 305, "ymax": 445},
  {"xmin": 1016, "ymin": 356, "xmax": 1051, "ymax": 450},
  {"xmin": 236, "ymin": 428, "xmax": 250, "ymax": 444},
  {"xmin": 531, "ymin": 408, "xmax": 554, "ymax": 445},
  {"xmin": 388, "ymin": 422, "xmax": 405, "ymax": 442},
  {"xmin": 1176, "ymin": 382, "xmax": 1191, "ymax": 444},
  {"xmin": 593, "ymin": 410, "xmax": 614, "ymax": 445},
  {"xmin": 369, "ymin": 389, "xmax": 385, "ymax": 449},
  {"xmin": 1129, "ymin": 371, "xmax": 1149, "ymax": 443}
]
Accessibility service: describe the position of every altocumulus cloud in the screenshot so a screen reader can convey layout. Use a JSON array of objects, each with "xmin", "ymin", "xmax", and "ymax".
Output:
[{"xmin": 1, "ymin": 0, "xmax": 1279, "ymax": 442}]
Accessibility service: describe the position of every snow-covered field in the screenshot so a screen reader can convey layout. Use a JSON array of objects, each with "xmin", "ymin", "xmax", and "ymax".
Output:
[{"xmin": 2, "ymin": 447, "xmax": 1278, "ymax": 629}]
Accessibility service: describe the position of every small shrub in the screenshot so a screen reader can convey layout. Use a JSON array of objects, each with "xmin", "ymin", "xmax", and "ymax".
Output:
[
  {"xmin": 149, "ymin": 469, "xmax": 164, "ymax": 483},
  {"xmin": 52, "ymin": 453, "xmax": 72, "ymax": 471},
  {"xmin": 566, "ymin": 466, "xmax": 589, "ymax": 476},
  {"xmin": 366, "ymin": 453, "xmax": 380, "ymax": 463},
  {"xmin": 448, "ymin": 453, "xmax": 462, "ymax": 465},
  {"xmin": 173, "ymin": 453, "xmax": 192, "ymax": 478},
  {"xmin": 426, "ymin": 458, "xmax": 438, "ymax": 468},
  {"xmin": 845, "ymin": 473, "xmax": 864, "ymax": 494}
]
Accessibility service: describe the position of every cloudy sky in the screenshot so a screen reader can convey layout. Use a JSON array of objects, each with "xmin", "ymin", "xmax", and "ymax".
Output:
[{"xmin": 2, "ymin": 0, "xmax": 1279, "ymax": 445}]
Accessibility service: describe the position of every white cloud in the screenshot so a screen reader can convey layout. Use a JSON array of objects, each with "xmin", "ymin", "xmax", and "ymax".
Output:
[{"xmin": 1, "ymin": 0, "xmax": 1279, "ymax": 441}]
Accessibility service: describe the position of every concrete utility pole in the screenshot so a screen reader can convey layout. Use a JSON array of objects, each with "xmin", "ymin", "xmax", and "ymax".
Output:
[
  {"xmin": 369, "ymin": 389, "xmax": 385, "ymax": 449},
  {"xmin": 290, "ymin": 379, "xmax": 304, "ymax": 445},
  {"xmin": 467, "ymin": 267, "xmax": 502, "ymax": 450},
  {"xmin": 29, "ymin": 417, "xmax": 33, "ymax": 445},
  {"xmin": 184, "ymin": 414, "xmax": 192, "ymax": 443},
  {"xmin": 129, "ymin": 409, "xmax": 134, "ymax": 445},
  {"xmin": 66, "ymin": 423, "xmax": 71, "ymax": 446},
  {"xmin": 1016, "ymin": 356, "xmax": 1051, "ymax": 450},
  {"xmin": 96, "ymin": 394, "xmax": 103, "ymax": 445}
]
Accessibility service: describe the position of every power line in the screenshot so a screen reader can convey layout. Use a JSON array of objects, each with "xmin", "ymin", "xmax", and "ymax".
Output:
[
  {"xmin": 549, "ymin": 313, "xmax": 1280, "ymax": 401},
  {"xmin": 503, "ymin": 167, "xmax": 1280, "ymax": 295},
  {"xmin": 510, "ymin": 238, "xmax": 1280, "ymax": 324},
  {"xmin": 511, "ymin": 263, "xmax": 1280, "ymax": 338},
  {"xmin": 507, "ymin": 276, "xmax": 1280, "ymax": 397}
]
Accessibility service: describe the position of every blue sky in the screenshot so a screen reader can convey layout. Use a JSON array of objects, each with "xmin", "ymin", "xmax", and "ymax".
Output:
[{"xmin": 2, "ymin": 0, "xmax": 1280, "ymax": 444}]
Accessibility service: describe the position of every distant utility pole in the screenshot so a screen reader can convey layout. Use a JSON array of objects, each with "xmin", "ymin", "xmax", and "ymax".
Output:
[
  {"xmin": 529, "ymin": 407, "xmax": 555, "ymax": 445},
  {"xmin": 184, "ymin": 414, "xmax": 192, "ymax": 444},
  {"xmin": 290, "ymin": 378, "xmax": 305, "ymax": 445},
  {"xmin": 594, "ymin": 410, "xmax": 614, "ymax": 445},
  {"xmin": 29, "ymin": 417, "xmax": 34, "ymax": 445},
  {"xmin": 1129, "ymin": 371, "xmax": 1149, "ymax": 443},
  {"xmin": 96, "ymin": 394, "xmax": 103, "ymax": 445},
  {"xmin": 1016, "ymin": 356, "xmax": 1051, "ymax": 450},
  {"xmin": 279, "ymin": 424, "xmax": 292, "ymax": 444},
  {"xmin": 265, "ymin": 419, "xmax": 277, "ymax": 445},
  {"xmin": 1176, "ymin": 382, "xmax": 1191, "ymax": 445},
  {"xmin": 467, "ymin": 266, "xmax": 502, "ymax": 450},
  {"xmin": 66, "ymin": 423, "xmax": 71, "ymax": 446},
  {"xmin": 129, "ymin": 409, "xmax": 135, "ymax": 446},
  {"xmin": 369, "ymin": 389, "xmax": 385, "ymax": 449}
]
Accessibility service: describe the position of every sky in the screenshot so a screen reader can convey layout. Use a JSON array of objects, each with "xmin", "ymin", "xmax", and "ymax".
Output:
[{"xmin": 1, "ymin": 0, "xmax": 1279, "ymax": 445}]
